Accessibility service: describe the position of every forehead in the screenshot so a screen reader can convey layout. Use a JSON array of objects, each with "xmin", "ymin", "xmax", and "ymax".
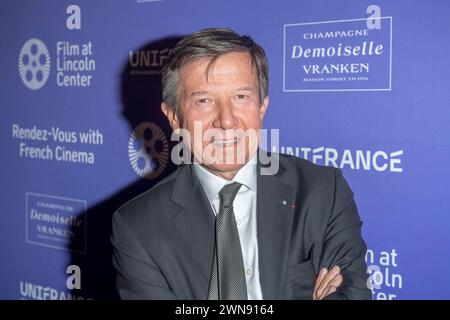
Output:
[{"xmin": 178, "ymin": 52, "xmax": 257, "ymax": 91}]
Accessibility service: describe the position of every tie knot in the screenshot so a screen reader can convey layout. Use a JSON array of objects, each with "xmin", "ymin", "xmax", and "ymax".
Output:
[{"xmin": 219, "ymin": 182, "xmax": 242, "ymax": 208}]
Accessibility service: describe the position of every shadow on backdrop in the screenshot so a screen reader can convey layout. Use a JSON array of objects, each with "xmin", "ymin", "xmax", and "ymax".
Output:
[{"xmin": 68, "ymin": 36, "xmax": 184, "ymax": 299}]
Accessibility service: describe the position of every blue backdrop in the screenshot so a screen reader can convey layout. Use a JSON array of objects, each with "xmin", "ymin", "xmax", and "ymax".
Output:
[{"xmin": 1, "ymin": 0, "xmax": 449, "ymax": 299}]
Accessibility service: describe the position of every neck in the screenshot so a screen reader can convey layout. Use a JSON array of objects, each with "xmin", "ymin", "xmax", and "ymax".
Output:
[{"xmin": 200, "ymin": 165, "xmax": 240, "ymax": 181}]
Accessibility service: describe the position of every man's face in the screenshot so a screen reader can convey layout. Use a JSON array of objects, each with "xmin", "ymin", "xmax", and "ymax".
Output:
[{"xmin": 162, "ymin": 51, "xmax": 269, "ymax": 179}]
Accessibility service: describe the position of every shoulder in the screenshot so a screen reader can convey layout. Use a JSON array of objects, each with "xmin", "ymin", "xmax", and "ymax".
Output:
[
  {"xmin": 277, "ymin": 152, "xmax": 354, "ymax": 209},
  {"xmin": 112, "ymin": 166, "xmax": 182, "ymax": 233},
  {"xmin": 273, "ymin": 152, "xmax": 352, "ymax": 200},
  {"xmin": 278, "ymin": 152, "xmax": 338, "ymax": 184}
]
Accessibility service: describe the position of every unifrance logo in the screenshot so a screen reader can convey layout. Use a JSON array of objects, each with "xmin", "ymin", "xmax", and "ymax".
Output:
[
  {"xmin": 18, "ymin": 39, "xmax": 51, "ymax": 90},
  {"xmin": 128, "ymin": 122, "xmax": 169, "ymax": 179},
  {"xmin": 274, "ymin": 145, "xmax": 403, "ymax": 173},
  {"xmin": 128, "ymin": 47, "xmax": 173, "ymax": 75}
]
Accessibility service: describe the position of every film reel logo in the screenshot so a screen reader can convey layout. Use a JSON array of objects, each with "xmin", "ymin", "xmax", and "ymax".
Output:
[
  {"xmin": 128, "ymin": 122, "xmax": 169, "ymax": 179},
  {"xmin": 18, "ymin": 38, "xmax": 51, "ymax": 90}
]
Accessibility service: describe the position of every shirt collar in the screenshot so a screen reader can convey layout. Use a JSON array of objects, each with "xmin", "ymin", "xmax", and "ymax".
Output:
[{"xmin": 193, "ymin": 154, "xmax": 257, "ymax": 204}]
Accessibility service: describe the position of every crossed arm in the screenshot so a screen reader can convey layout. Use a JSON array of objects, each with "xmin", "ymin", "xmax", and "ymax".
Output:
[
  {"xmin": 313, "ymin": 169, "xmax": 372, "ymax": 300},
  {"xmin": 111, "ymin": 169, "xmax": 371, "ymax": 300}
]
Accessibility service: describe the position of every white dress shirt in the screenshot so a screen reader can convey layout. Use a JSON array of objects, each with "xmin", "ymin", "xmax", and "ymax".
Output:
[{"xmin": 193, "ymin": 156, "xmax": 263, "ymax": 300}]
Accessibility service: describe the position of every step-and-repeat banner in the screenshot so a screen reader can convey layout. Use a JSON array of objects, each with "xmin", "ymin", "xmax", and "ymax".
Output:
[{"xmin": 1, "ymin": 0, "xmax": 449, "ymax": 299}]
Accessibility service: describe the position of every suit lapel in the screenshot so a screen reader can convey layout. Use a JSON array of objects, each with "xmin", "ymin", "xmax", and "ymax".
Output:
[
  {"xmin": 170, "ymin": 165, "xmax": 215, "ymax": 293},
  {"xmin": 257, "ymin": 156, "xmax": 297, "ymax": 299}
]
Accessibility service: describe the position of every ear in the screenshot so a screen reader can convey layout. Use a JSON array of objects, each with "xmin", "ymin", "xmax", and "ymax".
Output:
[
  {"xmin": 161, "ymin": 102, "xmax": 181, "ymax": 131},
  {"xmin": 259, "ymin": 95, "xmax": 269, "ymax": 122}
]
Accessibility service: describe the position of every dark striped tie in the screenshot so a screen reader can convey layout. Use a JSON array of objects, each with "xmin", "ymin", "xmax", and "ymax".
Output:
[{"xmin": 208, "ymin": 182, "xmax": 248, "ymax": 300}]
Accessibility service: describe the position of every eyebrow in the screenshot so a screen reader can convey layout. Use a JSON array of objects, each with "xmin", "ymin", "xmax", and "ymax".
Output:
[
  {"xmin": 237, "ymin": 86, "xmax": 254, "ymax": 92},
  {"xmin": 190, "ymin": 87, "xmax": 255, "ymax": 97},
  {"xmin": 191, "ymin": 90, "xmax": 208, "ymax": 97}
]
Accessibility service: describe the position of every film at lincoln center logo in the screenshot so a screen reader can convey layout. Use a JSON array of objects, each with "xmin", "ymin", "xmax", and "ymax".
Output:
[
  {"xmin": 18, "ymin": 38, "xmax": 51, "ymax": 90},
  {"xmin": 128, "ymin": 122, "xmax": 169, "ymax": 179}
]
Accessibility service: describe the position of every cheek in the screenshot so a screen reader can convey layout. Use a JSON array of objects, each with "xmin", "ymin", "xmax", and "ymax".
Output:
[
  {"xmin": 181, "ymin": 111, "xmax": 198, "ymax": 131},
  {"xmin": 239, "ymin": 108, "xmax": 263, "ymax": 129},
  {"xmin": 183, "ymin": 107, "xmax": 212, "ymax": 125},
  {"xmin": 182, "ymin": 115, "xmax": 212, "ymax": 146}
]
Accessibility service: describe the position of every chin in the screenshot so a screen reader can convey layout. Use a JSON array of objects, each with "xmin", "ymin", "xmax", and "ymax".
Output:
[{"xmin": 208, "ymin": 162, "xmax": 246, "ymax": 177}]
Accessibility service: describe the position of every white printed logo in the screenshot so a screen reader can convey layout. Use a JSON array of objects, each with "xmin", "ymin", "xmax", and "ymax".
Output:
[
  {"xmin": 128, "ymin": 122, "xmax": 169, "ymax": 179},
  {"xmin": 18, "ymin": 39, "xmax": 51, "ymax": 90},
  {"xmin": 366, "ymin": 248, "xmax": 403, "ymax": 300},
  {"xmin": 274, "ymin": 146, "xmax": 403, "ymax": 173}
]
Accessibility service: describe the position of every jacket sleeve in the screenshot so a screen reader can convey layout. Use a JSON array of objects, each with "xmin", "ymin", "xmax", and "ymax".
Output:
[
  {"xmin": 320, "ymin": 169, "xmax": 372, "ymax": 300},
  {"xmin": 111, "ymin": 210, "xmax": 176, "ymax": 299}
]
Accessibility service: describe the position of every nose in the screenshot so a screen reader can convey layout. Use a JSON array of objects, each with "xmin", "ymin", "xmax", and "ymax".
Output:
[{"xmin": 213, "ymin": 100, "xmax": 237, "ymax": 129}]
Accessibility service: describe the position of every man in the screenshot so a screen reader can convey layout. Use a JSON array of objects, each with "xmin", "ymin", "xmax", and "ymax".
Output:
[{"xmin": 111, "ymin": 28, "xmax": 371, "ymax": 300}]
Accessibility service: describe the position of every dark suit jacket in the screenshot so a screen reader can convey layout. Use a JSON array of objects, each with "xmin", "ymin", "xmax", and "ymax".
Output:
[{"xmin": 111, "ymin": 153, "xmax": 372, "ymax": 299}]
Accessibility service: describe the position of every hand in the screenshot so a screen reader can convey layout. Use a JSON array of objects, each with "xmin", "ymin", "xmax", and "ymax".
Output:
[{"xmin": 313, "ymin": 265, "xmax": 343, "ymax": 300}]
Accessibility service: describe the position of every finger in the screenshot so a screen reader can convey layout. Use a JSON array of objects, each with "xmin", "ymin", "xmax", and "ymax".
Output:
[
  {"xmin": 313, "ymin": 268, "xmax": 328, "ymax": 300},
  {"xmin": 318, "ymin": 268, "xmax": 342, "ymax": 299},
  {"xmin": 333, "ymin": 272, "xmax": 343, "ymax": 287},
  {"xmin": 313, "ymin": 270, "xmax": 326, "ymax": 300},
  {"xmin": 315, "ymin": 266, "xmax": 339, "ymax": 298},
  {"xmin": 314, "ymin": 268, "xmax": 328, "ymax": 292},
  {"xmin": 318, "ymin": 274, "xmax": 343, "ymax": 300},
  {"xmin": 320, "ymin": 285, "xmax": 337, "ymax": 300},
  {"xmin": 319, "ymin": 276, "xmax": 341, "ymax": 300},
  {"xmin": 316, "ymin": 265, "xmax": 340, "ymax": 299}
]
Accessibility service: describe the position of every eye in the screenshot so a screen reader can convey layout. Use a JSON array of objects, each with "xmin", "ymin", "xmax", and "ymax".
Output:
[
  {"xmin": 198, "ymin": 98, "xmax": 210, "ymax": 104},
  {"xmin": 235, "ymin": 94, "xmax": 248, "ymax": 100},
  {"xmin": 194, "ymin": 97, "xmax": 214, "ymax": 108}
]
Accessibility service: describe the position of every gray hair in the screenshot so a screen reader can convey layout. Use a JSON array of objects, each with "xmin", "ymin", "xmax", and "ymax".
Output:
[{"xmin": 161, "ymin": 28, "xmax": 269, "ymax": 116}]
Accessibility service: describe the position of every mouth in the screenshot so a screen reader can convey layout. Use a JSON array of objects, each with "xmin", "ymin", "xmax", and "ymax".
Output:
[{"xmin": 211, "ymin": 137, "xmax": 240, "ymax": 146}]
